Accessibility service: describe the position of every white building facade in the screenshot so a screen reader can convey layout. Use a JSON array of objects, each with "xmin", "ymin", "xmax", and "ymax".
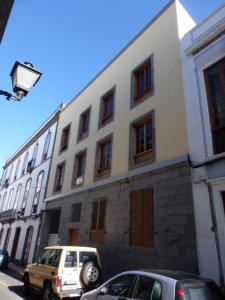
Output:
[
  {"xmin": 0, "ymin": 105, "xmax": 62, "ymax": 265},
  {"xmin": 181, "ymin": 3, "xmax": 225, "ymax": 286}
]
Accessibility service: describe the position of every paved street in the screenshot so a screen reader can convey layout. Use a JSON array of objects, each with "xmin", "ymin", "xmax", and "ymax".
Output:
[{"xmin": 0, "ymin": 269, "xmax": 40, "ymax": 300}]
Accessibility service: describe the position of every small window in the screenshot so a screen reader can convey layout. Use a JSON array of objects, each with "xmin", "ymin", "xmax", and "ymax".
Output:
[
  {"xmin": 54, "ymin": 162, "xmax": 65, "ymax": 193},
  {"xmin": 72, "ymin": 150, "xmax": 86, "ymax": 187},
  {"xmin": 90, "ymin": 198, "xmax": 107, "ymax": 243},
  {"xmin": 130, "ymin": 111, "xmax": 155, "ymax": 168},
  {"xmin": 77, "ymin": 107, "xmax": 91, "ymax": 142},
  {"xmin": 99, "ymin": 88, "xmax": 115, "ymax": 128},
  {"xmin": 60, "ymin": 124, "xmax": 71, "ymax": 152},
  {"xmin": 131, "ymin": 56, "xmax": 153, "ymax": 107},
  {"xmin": 64, "ymin": 251, "xmax": 77, "ymax": 268},
  {"xmin": 48, "ymin": 249, "xmax": 62, "ymax": 267},
  {"xmin": 71, "ymin": 203, "xmax": 82, "ymax": 222},
  {"xmin": 95, "ymin": 134, "xmax": 113, "ymax": 178}
]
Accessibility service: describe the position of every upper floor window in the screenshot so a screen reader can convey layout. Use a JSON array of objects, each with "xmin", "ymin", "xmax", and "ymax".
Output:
[
  {"xmin": 131, "ymin": 56, "xmax": 153, "ymax": 107},
  {"xmin": 42, "ymin": 131, "xmax": 51, "ymax": 162},
  {"xmin": 95, "ymin": 134, "xmax": 113, "ymax": 178},
  {"xmin": 60, "ymin": 124, "xmax": 71, "ymax": 153},
  {"xmin": 21, "ymin": 178, "xmax": 32, "ymax": 216},
  {"xmin": 99, "ymin": 88, "xmax": 115, "ymax": 128},
  {"xmin": 32, "ymin": 171, "xmax": 44, "ymax": 214},
  {"xmin": 1, "ymin": 192, "xmax": 7, "ymax": 211},
  {"xmin": 21, "ymin": 152, "xmax": 29, "ymax": 176},
  {"xmin": 14, "ymin": 184, "xmax": 22, "ymax": 209},
  {"xmin": 54, "ymin": 162, "xmax": 65, "ymax": 193},
  {"xmin": 8, "ymin": 165, "xmax": 13, "ymax": 183},
  {"xmin": 129, "ymin": 111, "xmax": 155, "ymax": 168},
  {"xmin": 77, "ymin": 107, "xmax": 91, "ymax": 142},
  {"xmin": 7, "ymin": 188, "xmax": 14, "ymax": 210},
  {"xmin": 14, "ymin": 159, "xmax": 20, "ymax": 181},
  {"xmin": 204, "ymin": 58, "xmax": 225, "ymax": 154},
  {"xmin": 27, "ymin": 143, "xmax": 38, "ymax": 173},
  {"xmin": 72, "ymin": 150, "xmax": 86, "ymax": 187},
  {"xmin": 1, "ymin": 169, "xmax": 7, "ymax": 189},
  {"xmin": 90, "ymin": 198, "xmax": 107, "ymax": 244}
]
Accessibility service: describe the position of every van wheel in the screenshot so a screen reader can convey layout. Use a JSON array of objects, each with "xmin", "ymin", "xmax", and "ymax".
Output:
[
  {"xmin": 80, "ymin": 261, "xmax": 102, "ymax": 289},
  {"xmin": 23, "ymin": 273, "xmax": 30, "ymax": 295},
  {"xmin": 43, "ymin": 282, "xmax": 58, "ymax": 300}
]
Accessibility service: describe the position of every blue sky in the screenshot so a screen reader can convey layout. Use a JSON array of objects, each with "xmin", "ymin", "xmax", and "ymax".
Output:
[{"xmin": 0, "ymin": 0, "xmax": 224, "ymax": 173}]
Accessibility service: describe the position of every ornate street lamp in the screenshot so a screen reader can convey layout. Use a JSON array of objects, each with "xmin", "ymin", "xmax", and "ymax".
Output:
[{"xmin": 0, "ymin": 61, "xmax": 42, "ymax": 101}]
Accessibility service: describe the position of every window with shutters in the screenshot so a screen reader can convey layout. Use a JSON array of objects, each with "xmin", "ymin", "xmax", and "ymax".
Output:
[
  {"xmin": 99, "ymin": 88, "xmax": 115, "ymax": 128},
  {"xmin": 60, "ymin": 124, "xmax": 71, "ymax": 153},
  {"xmin": 129, "ymin": 188, "xmax": 154, "ymax": 247},
  {"xmin": 21, "ymin": 152, "xmax": 28, "ymax": 176},
  {"xmin": 72, "ymin": 150, "xmax": 86, "ymax": 187},
  {"xmin": 32, "ymin": 171, "xmax": 44, "ymax": 214},
  {"xmin": 95, "ymin": 134, "xmax": 113, "ymax": 179},
  {"xmin": 21, "ymin": 178, "xmax": 32, "ymax": 216},
  {"xmin": 131, "ymin": 56, "xmax": 154, "ymax": 108},
  {"xmin": 54, "ymin": 162, "xmax": 65, "ymax": 193},
  {"xmin": 204, "ymin": 58, "xmax": 225, "ymax": 154},
  {"xmin": 42, "ymin": 131, "xmax": 51, "ymax": 162},
  {"xmin": 77, "ymin": 107, "xmax": 91, "ymax": 142},
  {"xmin": 129, "ymin": 111, "xmax": 155, "ymax": 168},
  {"xmin": 90, "ymin": 198, "xmax": 107, "ymax": 243},
  {"xmin": 14, "ymin": 159, "xmax": 20, "ymax": 181}
]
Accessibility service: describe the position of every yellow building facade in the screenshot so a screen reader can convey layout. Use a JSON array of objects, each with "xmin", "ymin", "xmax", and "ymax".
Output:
[{"xmin": 40, "ymin": 1, "xmax": 198, "ymax": 277}]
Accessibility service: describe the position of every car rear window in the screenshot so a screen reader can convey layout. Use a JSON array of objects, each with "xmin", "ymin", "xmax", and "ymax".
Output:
[
  {"xmin": 64, "ymin": 251, "xmax": 77, "ymax": 268},
  {"xmin": 79, "ymin": 251, "xmax": 97, "ymax": 266},
  {"xmin": 184, "ymin": 281, "xmax": 225, "ymax": 300}
]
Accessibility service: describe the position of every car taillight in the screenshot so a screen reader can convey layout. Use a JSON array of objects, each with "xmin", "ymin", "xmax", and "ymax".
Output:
[
  {"xmin": 175, "ymin": 288, "xmax": 186, "ymax": 300},
  {"xmin": 55, "ymin": 277, "xmax": 62, "ymax": 287}
]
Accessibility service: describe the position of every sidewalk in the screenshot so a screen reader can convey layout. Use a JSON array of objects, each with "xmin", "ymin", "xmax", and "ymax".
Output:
[{"xmin": 7, "ymin": 262, "xmax": 24, "ymax": 280}]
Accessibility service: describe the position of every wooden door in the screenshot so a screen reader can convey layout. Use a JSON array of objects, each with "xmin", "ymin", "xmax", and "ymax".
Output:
[
  {"xmin": 11, "ymin": 227, "xmax": 21, "ymax": 261},
  {"xmin": 68, "ymin": 229, "xmax": 79, "ymax": 245}
]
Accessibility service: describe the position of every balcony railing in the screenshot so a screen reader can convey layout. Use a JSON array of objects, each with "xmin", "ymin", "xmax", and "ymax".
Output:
[{"xmin": 0, "ymin": 209, "xmax": 17, "ymax": 223}]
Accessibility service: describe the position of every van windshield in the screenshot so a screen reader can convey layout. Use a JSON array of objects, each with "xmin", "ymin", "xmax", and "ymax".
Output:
[{"xmin": 79, "ymin": 251, "xmax": 97, "ymax": 266}]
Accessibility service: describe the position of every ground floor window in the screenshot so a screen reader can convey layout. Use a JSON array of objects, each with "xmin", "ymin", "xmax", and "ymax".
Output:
[{"xmin": 3, "ymin": 228, "xmax": 11, "ymax": 250}]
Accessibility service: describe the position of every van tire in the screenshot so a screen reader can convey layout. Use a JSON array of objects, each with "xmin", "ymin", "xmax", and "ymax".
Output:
[
  {"xmin": 80, "ymin": 261, "xmax": 102, "ymax": 289},
  {"xmin": 43, "ymin": 282, "xmax": 58, "ymax": 300},
  {"xmin": 23, "ymin": 273, "xmax": 30, "ymax": 295}
]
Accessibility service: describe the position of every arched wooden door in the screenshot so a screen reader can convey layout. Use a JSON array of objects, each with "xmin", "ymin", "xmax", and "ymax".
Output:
[{"xmin": 10, "ymin": 227, "xmax": 21, "ymax": 261}]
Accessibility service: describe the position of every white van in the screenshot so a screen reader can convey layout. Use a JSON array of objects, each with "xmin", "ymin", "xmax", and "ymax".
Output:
[{"xmin": 23, "ymin": 246, "xmax": 102, "ymax": 299}]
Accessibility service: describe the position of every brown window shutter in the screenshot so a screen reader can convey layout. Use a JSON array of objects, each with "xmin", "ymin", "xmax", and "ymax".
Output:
[
  {"xmin": 98, "ymin": 199, "xmax": 106, "ymax": 230},
  {"xmin": 130, "ymin": 188, "xmax": 154, "ymax": 247}
]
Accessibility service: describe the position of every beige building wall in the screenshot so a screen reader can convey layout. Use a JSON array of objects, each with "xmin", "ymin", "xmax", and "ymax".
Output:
[{"xmin": 46, "ymin": 1, "xmax": 194, "ymax": 198}]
